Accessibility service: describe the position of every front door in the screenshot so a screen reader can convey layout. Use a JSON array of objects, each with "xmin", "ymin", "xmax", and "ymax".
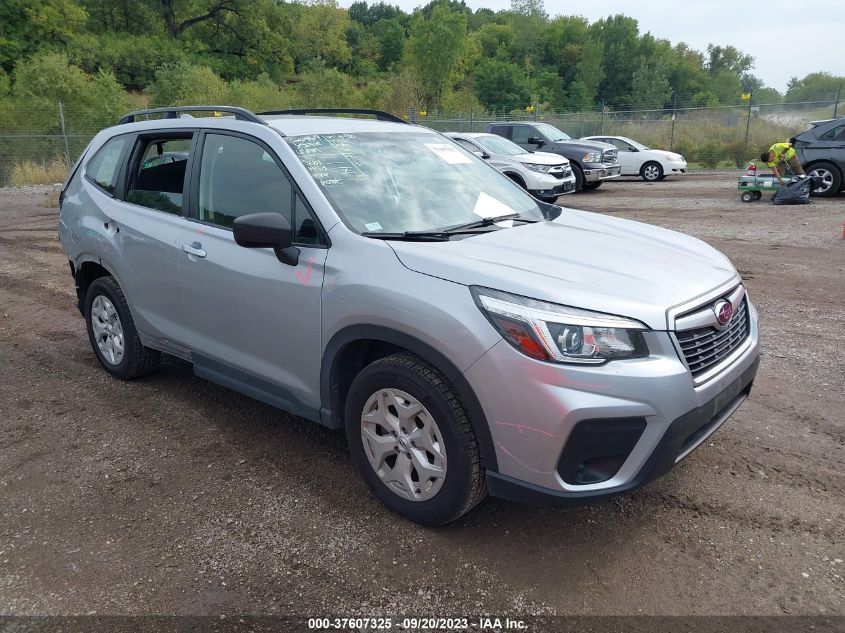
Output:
[{"xmin": 179, "ymin": 131, "xmax": 328, "ymax": 418}]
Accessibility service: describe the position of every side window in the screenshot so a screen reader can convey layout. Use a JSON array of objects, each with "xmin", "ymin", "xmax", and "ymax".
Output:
[
  {"xmin": 511, "ymin": 125, "xmax": 534, "ymax": 144},
  {"xmin": 453, "ymin": 138, "xmax": 478, "ymax": 153},
  {"xmin": 85, "ymin": 136, "xmax": 129, "ymax": 195},
  {"xmin": 611, "ymin": 139, "xmax": 633, "ymax": 151},
  {"xmin": 126, "ymin": 136, "xmax": 192, "ymax": 214},
  {"xmin": 198, "ymin": 133, "xmax": 321, "ymax": 244},
  {"xmin": 820, "ymin": 124, "xmax": 845, "ymax": 140},
  {"xmin": 488, "ymin": 125, "xmax": 508, "ymax": 140}
]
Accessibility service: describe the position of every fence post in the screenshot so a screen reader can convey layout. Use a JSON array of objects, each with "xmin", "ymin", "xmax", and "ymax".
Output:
[
  {"xmin": 834, "ymin": 87, "xmax": 841, "ymax": 119},
  {"xmin": 58, "ymin": 101, "xmax": 71, "ymax": 166},
  {"xmin": 469, "ymin": 111, "xmax": 474, "ymax": 133},
  {"xmin": 408, "ymin": 108, "xmax": 416, "ymax": 124},
  {"xmin": 599, "ymin": 100, "xmax": 605, "ymax": 135},
  {"xmin": 669, "ymin": 93, "xmax": 677, "ymax": 152},
  {"xmin": 743, "ymin": 92, "xmax": 753, "ymax": 155}
]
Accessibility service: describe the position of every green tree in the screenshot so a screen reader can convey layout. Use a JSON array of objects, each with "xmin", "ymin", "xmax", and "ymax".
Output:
[
  {"xmin": 148, "ymin": 61, "xmax": 227, "ymax": 105},
  {"xmin": 590, "ymin": 14, "xmax": 640, "ymax": 107},
  {"xmin": 474, "ymin": 59, "xmax": 530, "ymax": 112},
  {"xmin": 631, "ymin": 59, "xmax": 672, "ymax": 109},
  {"xmin": 404, "ymin": 1, "xmax": 467, "ymax": 104},
  {"xmin": 291, "ymin": 0, "xmax": 352, "ymax": 70},
  {"xmin": 0, "ymin": 0, "xmax": 88, "ymax": 74},
  {"xmin": 371, "ymin": 18, "xmax": 406, "ymax": 71},
  {"xmin": 786, "ymin": 72, "xmax": 844, "ymax": 102}
]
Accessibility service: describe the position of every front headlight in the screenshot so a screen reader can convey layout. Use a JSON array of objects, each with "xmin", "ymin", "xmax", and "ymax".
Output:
[
  {"xmin": 667, "ymin": 153, "xmax": 684, "ymax": 161},
  {"xmin": 582, "ymin": 151, "xmax": 602, "ymax": 163},
  {"xmin": 471, "ymin": 287, "xmax": 649, "ymax": 364},
  {"xmin": 525, "ymin": 163, "xmax": 553, "ymax": 173}
]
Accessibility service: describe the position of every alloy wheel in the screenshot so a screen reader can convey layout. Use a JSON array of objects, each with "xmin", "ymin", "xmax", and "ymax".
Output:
[
  {"xmin": 808, "ymin": 167, "xmax": 834, "ymax": 194},
  {"xmin": 643, "ymin": 164, "xmax": 661, "ymax": 181}
]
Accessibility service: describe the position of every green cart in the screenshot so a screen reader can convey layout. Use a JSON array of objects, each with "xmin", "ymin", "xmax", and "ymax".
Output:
[{"xmin": 737, "ymin": 173, "xmax": 784, "ymax": 202}]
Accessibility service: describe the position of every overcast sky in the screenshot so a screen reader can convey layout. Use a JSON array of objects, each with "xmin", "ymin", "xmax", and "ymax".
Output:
[{"xmin": 336, "ymin": 0, "xmax": 843, "ymax": 92}]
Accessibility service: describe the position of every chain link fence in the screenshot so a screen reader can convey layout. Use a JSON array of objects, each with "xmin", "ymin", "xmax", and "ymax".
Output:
[{"xmin": 0, "ymin": 94, "xmax": 841, "ymax": 186}]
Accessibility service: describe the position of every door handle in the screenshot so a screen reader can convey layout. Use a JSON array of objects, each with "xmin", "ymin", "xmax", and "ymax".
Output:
[{"xmin": 182, "ymin": 242, "xmax": 206, "ymax": 258}]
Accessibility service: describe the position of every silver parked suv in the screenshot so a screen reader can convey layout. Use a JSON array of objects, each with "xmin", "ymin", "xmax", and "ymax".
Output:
[{"xmin": 59, "ymin": 106, "xmax": 761, "ymax": 525}]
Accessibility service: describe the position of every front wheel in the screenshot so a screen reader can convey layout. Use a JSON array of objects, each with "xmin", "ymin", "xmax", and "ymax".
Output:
[
  {"xmin": 641, "ymin": 161, "xmax": 664, "ymax": 182},
  {"xmin": 581, "ymin": 180, "xmax": 603, "ymax": 190},
  {"xmin": 345, "ymin": 353, "xmax": 486, "ymax": 526},
  {"xmin": 571, "ymin": 164, "xmax": 585, "ymax": 192},
  {"xmin": 741, "ymin": 191, "xmax": 755, "ymax": 203}
]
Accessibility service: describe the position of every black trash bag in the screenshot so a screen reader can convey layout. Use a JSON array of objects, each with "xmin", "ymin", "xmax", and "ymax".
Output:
[{"xmin": 772, "ymin": 177, "xmax": 812, "ymax": 205}]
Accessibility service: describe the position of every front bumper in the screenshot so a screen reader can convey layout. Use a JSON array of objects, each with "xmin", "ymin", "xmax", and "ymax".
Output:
[
  {"xmin": 529, "ymin": 174, "xmax": 576, "ymax": 198},
  {"xmin": 583, "ymin": 164, "xmax": 622, "ymax": 181},
  {"xmin": 463, "ymin": 298, "xmax": 761, "ymax": 503},
  {"xmin": 665, "ymin": 159, "xmax": 688, "ymax": 175}
]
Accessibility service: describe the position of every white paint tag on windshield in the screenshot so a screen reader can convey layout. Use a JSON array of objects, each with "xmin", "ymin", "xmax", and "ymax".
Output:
[
  {"xmin": 365, "ymin": 222, "xmax": 383, "ymax": 231},
  {"xmin": 472, "ymin": 191, "xmax": 515, "ymax": 224},
  {"xmin": 424, "ymin": 143, "xmax": 472, "ymax": 164}
]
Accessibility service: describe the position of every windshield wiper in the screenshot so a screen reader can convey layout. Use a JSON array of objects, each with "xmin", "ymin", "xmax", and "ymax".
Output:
[
  {"xmin": 361, "ymin": 214, "xmax": 538, "ymax": 241},
  {"xmin": 361, "ymin": 231, "xmax": 451, "ymax": 241},
  {"xmin": 439, "ymin": 213, "xmax": 533, "ymax": 233}
]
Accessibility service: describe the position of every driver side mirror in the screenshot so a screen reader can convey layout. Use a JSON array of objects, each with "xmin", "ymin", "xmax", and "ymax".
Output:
[
  {"xmin": 527, "ymin": 137, "xmax": 545, "ymax": 147},
  {"xmin": 233, "ymin": 212, "xmax": 299, "ymax": 266}
]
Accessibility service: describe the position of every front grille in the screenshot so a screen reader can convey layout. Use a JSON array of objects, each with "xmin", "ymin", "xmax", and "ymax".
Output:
[
  {"xmin": 602, "ymin": 148, "xmax": 618, "ymax": 163},
  {"xmin": 552, "ymin": 164, "xmax": 572, "ymax": 179},
  {"xmin": 676, "ymin": 298, "xmax": 749, "ymax": 378}
]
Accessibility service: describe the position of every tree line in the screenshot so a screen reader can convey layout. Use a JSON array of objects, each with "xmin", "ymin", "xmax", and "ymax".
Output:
[{"xmin": 0, "ymin": 0, "xmax": 842, "ymax": 121}]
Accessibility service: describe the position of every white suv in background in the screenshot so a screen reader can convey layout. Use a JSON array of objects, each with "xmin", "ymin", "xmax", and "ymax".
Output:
[
  {"xmin": 446, "ymin": 132, "xmax": 576, "ymax": 201},
  {"xmin": 582, "ymin": 135, "xmax": 688, "ymax": 182}
]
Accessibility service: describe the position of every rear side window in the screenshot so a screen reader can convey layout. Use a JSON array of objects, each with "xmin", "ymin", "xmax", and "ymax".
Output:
[
  {"xmin": 85, "ymin": 136, "xmax": 129, "ymax": 195},
  {"xmin": 453, "ymin": 138, "xmax": 478, "ymax": 153},
  {"xmin": 488, "ymin": 125, "xmax": 509, "ymax": 139},
  {"xmin": 126, "ymin": 136, "xmax": 193, "ymax": 215},
  {"xmin": 820, "ymin": 124, "xmax": 845, "ymax": 141},
  {"xmin": 511, "ymin": 125, "xmax": 535, "ymax": 144}
]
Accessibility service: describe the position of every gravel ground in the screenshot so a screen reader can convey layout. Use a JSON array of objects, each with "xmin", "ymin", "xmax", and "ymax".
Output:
[{"xmin": 0, "ymin": 174, "xmax": 843, "ymax": 621}]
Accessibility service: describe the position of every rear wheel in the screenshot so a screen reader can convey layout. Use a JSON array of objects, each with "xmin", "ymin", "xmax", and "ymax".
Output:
[
  {"xmin": 740, "ymin": 191, "xmax": 755, "ymax": 203},
  {"xmin": 345, "ymin": 353, "xmax": 486, "ymax": 526},
  {"xmin": 806, "ymin": 162, "xmax": 841, "ymax": 197},
  {"xmin": 85, "ymin": 277, "xmax": 160, "ymax": 380},
  {"xmin": 641, "ymin": 161, "xmax": 664, "ymax": 182}
]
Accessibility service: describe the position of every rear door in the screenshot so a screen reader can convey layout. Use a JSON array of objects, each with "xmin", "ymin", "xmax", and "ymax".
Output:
[
  {"xmin": 802, "ymin": 123, "xmax": 845, "ymax": 170},
  {"xmin": 178, "ymin": 130, "xmax": 329, "ymax": 418},
  {"xmin": 109, "ymin": 131, "xmax": 196, "ymax": 355}
]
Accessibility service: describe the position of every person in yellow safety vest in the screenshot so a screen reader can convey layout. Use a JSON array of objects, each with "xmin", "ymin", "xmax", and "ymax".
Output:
[{"xmin": 760, "ymin": 142, "xmax": 806, "ymax": 185}]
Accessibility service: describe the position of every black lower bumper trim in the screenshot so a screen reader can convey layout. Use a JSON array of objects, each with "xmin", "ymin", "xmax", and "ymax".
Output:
[{"xmin": 486, "ymin": 354, "xmax": 760, "ymax": 506}]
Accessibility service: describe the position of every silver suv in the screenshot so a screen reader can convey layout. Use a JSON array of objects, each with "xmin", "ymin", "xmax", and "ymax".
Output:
[{"xmin": 58, "ymin": 106, "xmax": 761, "ymax": 526}]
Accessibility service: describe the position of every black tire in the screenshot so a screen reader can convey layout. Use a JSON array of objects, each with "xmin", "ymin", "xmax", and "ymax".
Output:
[
  {"xmin": 571, "ymin": 164, "xmax": 585, "ymax": 191},
  {"xmin": 741, "ymin": 191, "xmax": 754, "ymax": 203},
  {"xmin": 85, "ymin": 277, "xmax": 160, "ymax": 380},
  {"xmin": 344, "ymin": 353, "xmax": 486, "ymax": 526},
  {"xmin": 754, "ymin": 191, "xmax": 763, "ymax": 200},
  {"xmin": 640, "ymin": 161, "xmax": 664, "ymax": 182},
  {"xmin": 806, "ymin": 161, "xmax": 842, "ymax": 198},
  {"xmin": 581, "ymin": 180, "xmax": 603, "ymax": 190}
]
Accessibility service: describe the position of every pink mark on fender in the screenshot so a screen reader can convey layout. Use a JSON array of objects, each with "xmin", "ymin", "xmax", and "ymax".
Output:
[
  {"xmin": 494, "ymin": 422, "xmax": 563, "ymax": 438},
  {"xmin": 295, "ymin": 256, "xmax": 316, "ymax": 286}
]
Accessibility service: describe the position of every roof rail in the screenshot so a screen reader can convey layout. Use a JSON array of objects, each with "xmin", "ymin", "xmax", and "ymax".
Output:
[
  {"xmin": 257, "ymin": 108, "xmax": 408, "ymax": 124},
  {"xmin": 118, "ymin": 106, "xmax": 266, "ymax": 125}
]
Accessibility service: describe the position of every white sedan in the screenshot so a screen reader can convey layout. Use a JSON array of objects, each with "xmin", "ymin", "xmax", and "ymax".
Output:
[{"xmin": 581, "ymin": 135, "xmax": 687, "ymax": 182}]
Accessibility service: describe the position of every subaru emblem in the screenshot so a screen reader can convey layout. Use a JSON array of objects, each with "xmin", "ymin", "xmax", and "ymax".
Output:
[{"xmin": 714, "ymin": 300, "xmax": 733, "ymax": 327}]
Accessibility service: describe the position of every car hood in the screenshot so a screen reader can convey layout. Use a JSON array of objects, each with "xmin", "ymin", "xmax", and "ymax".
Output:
[
  {"xmin": 646, "ymin": 149, "xmax": 685, "ymax": 160},
  {"xmin": 388, "ymin": 209, "xmax": 738, "ymax": 330},
  {"xmin": 550, "ymin": 139, "xmax": 615, "ymax": 152},
  {"xmin": 512, "ymin": 151, "xmax": 569, "ymax": 166}
]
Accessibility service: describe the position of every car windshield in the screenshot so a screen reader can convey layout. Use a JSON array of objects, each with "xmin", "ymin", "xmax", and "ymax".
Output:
[
  {"xmin": 621, "ymin": 137, "xmax": 649, "ymax": 150},
  {"xmin": 474, "ymin": 135, "xmax": 525, "ymax": 157},
  {"xmin": 534, "ymin": 123, "xmax": 571, "ymax": 141},
  {"xmin": 287, "ymin": 132, "xmax": 544, "ymax": 234}
]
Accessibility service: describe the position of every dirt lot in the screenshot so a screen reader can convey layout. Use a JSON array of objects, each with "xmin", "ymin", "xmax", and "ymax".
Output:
[{"xmin": 0, "ymin": 174, "xmax": 843, "ymax": 621}]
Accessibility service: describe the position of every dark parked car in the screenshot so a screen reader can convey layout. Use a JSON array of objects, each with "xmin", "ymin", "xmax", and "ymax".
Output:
[
  {"xmin": 791, "ymin": 117, "xmax": 845, "ymax": 197},
  {"xmin": 485, "ymin": 121, "xmax": 620, "ymax": 192}
]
